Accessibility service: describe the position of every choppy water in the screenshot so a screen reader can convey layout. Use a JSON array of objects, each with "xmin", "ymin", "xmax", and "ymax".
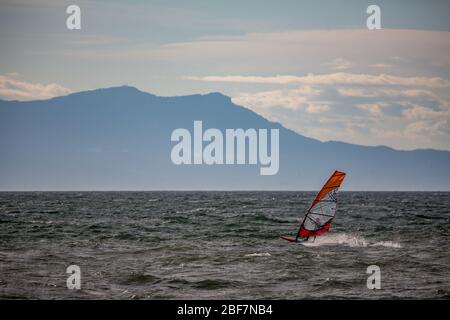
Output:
[{"xmin": 0, "ymin": 192, "xmax": 449, "ymax": 299}]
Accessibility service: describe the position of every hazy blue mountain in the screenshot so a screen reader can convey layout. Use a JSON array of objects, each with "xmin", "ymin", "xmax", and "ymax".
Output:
[{"xmin": 1, "ymin": 86, "xmax": 449, "ymax": 190}]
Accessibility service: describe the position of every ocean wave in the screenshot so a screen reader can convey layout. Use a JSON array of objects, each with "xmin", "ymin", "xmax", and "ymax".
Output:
[
  {"xmin": 301, "ymin": 233, "xmax": 402, "ymax": 248},
  {"xmin": 370, "ymin": 241, "xmax": 402, "ymax": 248},
  {"xmin": 244, "ymin": 252, "xmax": 271, "ymax": 257}
]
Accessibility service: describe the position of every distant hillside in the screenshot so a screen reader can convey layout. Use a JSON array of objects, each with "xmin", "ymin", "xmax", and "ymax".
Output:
[{"xmin": 1, "ymin": 86, "xmax": 449, "ymax": 190}]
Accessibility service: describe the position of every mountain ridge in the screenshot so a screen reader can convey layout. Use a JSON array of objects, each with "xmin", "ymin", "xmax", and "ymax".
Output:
[{"xmin": 1, "ymin": 86, "xmax": 449, "ymax": 191}]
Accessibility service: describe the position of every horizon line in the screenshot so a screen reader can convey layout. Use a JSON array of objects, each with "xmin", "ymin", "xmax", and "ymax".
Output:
[{"xmin": 0, "ymin": 190, "xmax": 449, "ymax": 193}]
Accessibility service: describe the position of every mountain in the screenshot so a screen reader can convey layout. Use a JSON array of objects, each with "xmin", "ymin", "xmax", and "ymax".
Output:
[{"xmin": 1, "ymin": 86, "xmax": 449, "ymax": 190}]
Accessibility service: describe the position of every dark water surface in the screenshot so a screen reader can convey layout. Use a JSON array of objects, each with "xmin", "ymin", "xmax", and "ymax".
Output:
[{"xmin": 0, "ymin": 192, "xmax": 449, "ymax": 299}]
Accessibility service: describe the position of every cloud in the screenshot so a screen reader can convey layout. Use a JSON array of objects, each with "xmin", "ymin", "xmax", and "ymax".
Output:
[
  {"xmin": 62, "ymin": 29, "xmax": 450, "ymax": 79},
  {"xmin": 232, "ymin": 86, "xmax": 321, "ymax": 111},
  {"xmin": 402, "ymin": 104, "xmax": 449, "ymax": 120},
  {"xmin": 0, "ymin": 74, "xmax": 71, "ymax": 101},
  {"xmin": 148, "ymin": 29, "xmax": 450, "ymax": 79},
  {"xmin": 404, "ymin": 119, "xmax": 449, "ymax": 145},
  {"xmin": 356, "ymin": 103, "xmax": 387, "ymax": 117},
  {"xmin": 226, "ymin": 71, "xmax": 450, "ymax": 150},
  {"xmin": 370, "ymin": 63, "xmax": 392, "ymax": 69},
  {"xmin": 326, "ymin": 58, "xmax": 352, "ymax": 70},
  {"xmin": 336, "ymin": 88, "xmax": 446, "ymax": 102},
  {"xmin": 186, "ymin": 73, "xmax": 450, "ymax": 88},
  {"xmin": 306, "ymin": 103, "xmax": 330, "ymax": 114}
]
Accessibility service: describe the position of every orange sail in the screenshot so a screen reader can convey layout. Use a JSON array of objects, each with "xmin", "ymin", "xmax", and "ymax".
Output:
[{"xmin": 297, "ymin": 170, "xmax": 346, "ymax": 238}]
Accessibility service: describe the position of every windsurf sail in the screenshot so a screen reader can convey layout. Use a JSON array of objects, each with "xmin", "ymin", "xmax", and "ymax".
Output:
[
  {"xmin": 297, "ymin": 170, "xmax": 346, "ymax": 238},
  {"xmin": 281, "ymin": 170, "xmax": 346, "ymax": 242}
]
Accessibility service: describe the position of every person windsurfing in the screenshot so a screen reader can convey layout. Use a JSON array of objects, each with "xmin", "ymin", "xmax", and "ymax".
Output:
[
  {"xmin": 295, "ymin": 235, "xmax": 313, "ymax": 243},
  {"xmin": 281, "ymin": 170, "xmax": 346, "ymax": 243}
]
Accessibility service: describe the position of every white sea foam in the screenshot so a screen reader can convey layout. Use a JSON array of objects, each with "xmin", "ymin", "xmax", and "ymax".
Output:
[
  {"xmin": 301, "ymin": 233, "xmax": 402, "ymax": 248},
  {"xmin": 245, "ymin": 252, "xmax": 271, "ymax": 257},
  {"xmin": 302, "ymin": 233, "xmax": 368, "ymax": 247},
  {"xmin": 371, "ymin": 241, "xmax": 402, "ymax": 248}
]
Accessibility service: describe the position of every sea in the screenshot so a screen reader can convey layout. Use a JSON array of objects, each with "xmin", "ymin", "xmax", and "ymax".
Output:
[{"xmin": 0, "ymin": 191, "xmax": 449, "ymax": 299}]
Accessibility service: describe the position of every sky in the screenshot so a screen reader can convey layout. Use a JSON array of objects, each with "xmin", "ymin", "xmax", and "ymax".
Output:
[{"xmin": 1, "ymin": 0, "xmax": 450, "ymax": 151}]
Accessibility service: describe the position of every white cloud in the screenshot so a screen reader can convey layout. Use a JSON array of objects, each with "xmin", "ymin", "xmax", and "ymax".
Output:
[
  {"xmin": 186, "ymin": 73, "xmax": 450, "ymax": 88},
  {"xmin": 370, "ymin": 63, "xmax": 392, "ymax": 68},
  {"xmin": 402, "ymin": 104, "xmax": 449, "ymax": 120},
  {"xmin": 64, "ymin": 29, "xmax": 450, "ymax": 79},
  {"xmin": 337, "ymin": 87, "xmax": 444, "ymax": 99},
  {"xmin": 357, "ymin": 103, "xmax": 387, "ymax": 117},
  {"xmin": 326, "ymin": 58, "xmax": 352, "ymax": 70},
  {"xmin": 0, "ymin": 74, "xmax": 71, "ymax": 101},
  {"xmin": 404, "ymin": 119, "xmax": 449, "ymax": 140},
  {"xmin": 306, "ymin": 103, "xmax": 330, "ymax": 114},
  {"xmin": 232, "ymin": 86, "xmax": 321, "ymax": 111},
  {"xmin": 227, "ymin": 71, "xmax": 450, "ymax": 150}
]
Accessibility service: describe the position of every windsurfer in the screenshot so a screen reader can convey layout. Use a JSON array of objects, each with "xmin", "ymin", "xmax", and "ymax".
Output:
[
  {"xmin": 295, "ymin": 236, "xmax": 309, "ymax": 242},
  {"xmin": 281, "ymin": 171, "xmax": 346, "ymax": 244}
]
